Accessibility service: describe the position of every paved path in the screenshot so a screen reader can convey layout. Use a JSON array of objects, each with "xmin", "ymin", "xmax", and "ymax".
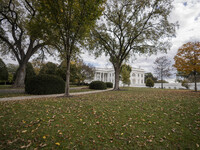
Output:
[{"xmin": 0, "ymin": 89, "xmax": 113, "ymax": 102}]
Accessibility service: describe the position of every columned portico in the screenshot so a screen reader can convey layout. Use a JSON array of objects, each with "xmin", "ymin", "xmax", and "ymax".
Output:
[{"xmin": 87, "ymin": 67, "xmax": 145, "ymax": 87}]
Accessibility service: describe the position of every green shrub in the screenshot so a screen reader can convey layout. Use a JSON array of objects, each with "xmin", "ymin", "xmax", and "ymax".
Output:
[
  {"xmin": 146, "ymin": 78, "xmax": 154, "ymax": 88},
  {"xmin": 25, "ymin": 74, "xmax": 65, "ymax": 95},
  {"xmin": 89, "ymin": 81, "xmax": 107, "ymax": 90},
  {"xmin": 106, "ymin": 82, "xmax": 113, "ymax": 88}
]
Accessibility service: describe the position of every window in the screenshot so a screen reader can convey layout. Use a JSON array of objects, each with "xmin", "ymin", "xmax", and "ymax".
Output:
[
  {"xmin": 132, "ymin": 79, "xmax": 136, "ymax": 84},
  {"xmin": 141, "ymin": 74, "xmax": 143, "ymax": 77},
  {"xmin": 132, "ymin": 73, "xmax": 136, "ymax": 77},
  {"xmin": 138, "ymin": 74, "xmax": 140, "ymax": 77},
  {"xmin": 141, "ymin": 80, "xmax": 143, "ymax": 83}
]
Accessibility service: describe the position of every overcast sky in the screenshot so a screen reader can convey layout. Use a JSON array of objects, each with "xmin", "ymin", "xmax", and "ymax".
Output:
[{"xmin": 1, "ymin": 0, "xmax": 200, "ymax": 82}]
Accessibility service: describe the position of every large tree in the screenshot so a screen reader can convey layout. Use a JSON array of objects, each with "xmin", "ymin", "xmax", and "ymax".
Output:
[
  {"xmin": 0, "ymin": 0, "xmax": 47, "ymax": 87},
  {"xmin": 153, "ymin": 56, "xmax": 172, "ymax": 89},
  {"xmin": 30, "ymin": 0, "xmax": 105, "ymax": 96},
  {"xmin": 174, "ymin": 42, "xmax": 200, "ymax": 92},
  {"xmin": 89, "ymin": 0, "xmax": 177, "ymax": 90}
]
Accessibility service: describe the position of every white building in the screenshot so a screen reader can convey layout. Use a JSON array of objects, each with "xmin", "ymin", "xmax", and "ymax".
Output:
[{"xmin": 86, "ymin": 67, "xmax": 145, "ymax": 87}]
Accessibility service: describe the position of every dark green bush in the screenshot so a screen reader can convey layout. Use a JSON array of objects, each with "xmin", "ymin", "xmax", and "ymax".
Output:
[
  {"xmin": 106, "ymin": 82, "xmax": 113, "ymax": 88},
  {"xmin": 146, "ymin": 78, "xmax": 154, "ymax": 88},
  {"xmin": 25, "ymin": 74, "xmax": 65, "ymax": 95},
  {"xmin": 89, "ymin": 81, "xmax": 107, "ymax": 90}
]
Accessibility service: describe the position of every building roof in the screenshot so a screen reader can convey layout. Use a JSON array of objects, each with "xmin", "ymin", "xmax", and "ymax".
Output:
[{"xmin": 95, "ymin": 67, "xmax": 145, "ymax": 73}]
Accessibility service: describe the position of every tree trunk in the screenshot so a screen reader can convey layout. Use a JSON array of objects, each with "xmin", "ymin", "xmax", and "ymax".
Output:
[
  {"xmin": 161, "ymin": 75, "xmax": 163, "ymax": 89},
  {"xmin": 64, "ymin": 58, "xmax": 71, "ymax": 96},
  {"xmin": 113, "ymin": 66, "xmax": 120, "ymax": 90},
  {"xmin": 194, "ymin": 71, "xmax": 197, "ymax": 92},
  {"xmin": 161, "ymin": 82, "xmax": 163, "ymax": 89},
  {"xmin": 13, "ymin": 63, "xmax": 27, "ymax": 88}
]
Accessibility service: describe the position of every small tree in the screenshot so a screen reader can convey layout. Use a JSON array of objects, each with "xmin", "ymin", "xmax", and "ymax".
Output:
[
  {"xmin": 57, "ymin": 59, "xmax": 94, "ymax": 85},
  {"xmin": 120, "ymin": 64, "xmax": 132, "ymax": 86},
  {"xmin": 145, "ymin": 72, "xmax": 157, "ymax": 83},
  {"xmin": 30, "ymin": 0, "xmax": 105, "ymax": 96},
  {"xmin": 7, "ymin": 64, "xmax": 18, "ymax": 83},
  {"xmin": 0, "ymin": 58, "xmax": 8, "ymax": 83},
  {"xmin": 174, "ymin": 42, "xmax": 200, "ymax": 92},
  {"xmin": 146, "ymin": 78, "xmax": 154, "ymax": 88},
  {"xmin": 153, "ymin": 56, "xmax": 172, "ymax": 89},
  {"xmin": 39, "ymin": 62, "xmax": 58, "ymax": 76}
]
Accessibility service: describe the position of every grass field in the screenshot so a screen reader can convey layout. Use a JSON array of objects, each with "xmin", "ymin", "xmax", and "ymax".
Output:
[
  {"xmin": 0, "ymin": 85, "xmax": 12, "ymax": 89},
  {"xmin": 0, "ymin": 88, "xmax": 200, "ymax": 149},
  {"xmin": 0, "ymin": 93, "xmax": 29, "ymax": 98}
]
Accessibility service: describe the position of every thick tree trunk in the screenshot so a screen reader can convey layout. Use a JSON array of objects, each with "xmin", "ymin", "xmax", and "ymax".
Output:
[
  {"xmin": 13, "ymin": 63, "xmax": 27, "ymax": 88},
  {"xmin": 194, "ymin": 72, "xmax": 197, "ymax": 92},
  {"xmin": 113, "ymin": 66, "xmax": 120, "ymax": 90},
  {"xmin": 64, "ymin": 58, "xmax": 71, "ymax": 96}
]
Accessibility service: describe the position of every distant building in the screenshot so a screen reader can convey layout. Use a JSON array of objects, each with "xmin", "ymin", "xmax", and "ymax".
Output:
[{"xmin": 85, "ymin": 67, "xmax": 145, "ymax": 87}]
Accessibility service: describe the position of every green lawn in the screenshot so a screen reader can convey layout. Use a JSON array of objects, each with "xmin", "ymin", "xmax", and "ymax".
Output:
[
  {"xmin": 0, "ymin": 88, "xmax": 200, "ymax": 149},
  {"xmin": 0, "ymin": 93, "xmax": 29, "ymax": 98},
  {"xmin": 69, "ymin": 88, "xmax": 94, "ymax": 93},
  {"xmin": 0, "ymin": 85, "xmax": 12, "ymax": 89}
]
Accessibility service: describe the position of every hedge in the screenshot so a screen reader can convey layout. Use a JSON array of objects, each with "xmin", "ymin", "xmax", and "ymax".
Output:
[
  {"xmin": 89, "ymin": 81, "xmax": 107, "ymax": 90},
  {"xmin": 146, "ymin": 78, "xmax": 154, "ymax": 88},
  {"xmin": 25, "ymin": 74, "xmax": 65, "ymax": 95},
  {"xmin": 106, "ymin": 82, "xmax": 113, "ymax": 88}
]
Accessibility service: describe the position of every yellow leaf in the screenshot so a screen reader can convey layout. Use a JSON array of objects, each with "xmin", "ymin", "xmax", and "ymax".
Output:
[
  {"xmin": 55, "ymin": 142, "xmax": 60, "ymax": 146},
  {"xmin": 43, "ymin": 136, "xmax": 46, "ymax": 139},
  {"xmin": 22, "ymin": 130, "xmax": 27, "ymax": 133},
  {"xmin": 197, "ymin": 143, "xmax": 199, "ymax": 148}
]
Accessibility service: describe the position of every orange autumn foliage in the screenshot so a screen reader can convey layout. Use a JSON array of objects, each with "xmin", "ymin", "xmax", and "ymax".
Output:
[{"xmin": 174, "ymin": 42, "xmax": 200, "ymax": 75}]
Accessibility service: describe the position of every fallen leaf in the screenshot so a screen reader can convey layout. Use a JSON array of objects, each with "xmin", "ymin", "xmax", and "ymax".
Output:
[{"xmin": 55, "ymin": 142, "xmax": 60, "ymax": 146}]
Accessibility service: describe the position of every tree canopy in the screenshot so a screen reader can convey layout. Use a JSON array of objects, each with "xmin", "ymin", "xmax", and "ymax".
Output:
[
  {"xmin": 145, "ymin": 72, "xmax": 157, "ymax": 83},
  {"xmin": 174, "ymin": 42, "xmax": 200, "ymax": 91},
  {"xmin": 89, "ymin": 0, "xmax": 177, "ymax": 90},
  {"xmin": 39, "ymin": 62, "xmax": 58, "ymax": 76}
]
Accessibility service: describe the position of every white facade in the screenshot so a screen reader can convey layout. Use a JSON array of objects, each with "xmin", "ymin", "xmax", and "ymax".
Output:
[{"xmin": 86, "ymin": 67, "xmax": 145, "ymax": 87}]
